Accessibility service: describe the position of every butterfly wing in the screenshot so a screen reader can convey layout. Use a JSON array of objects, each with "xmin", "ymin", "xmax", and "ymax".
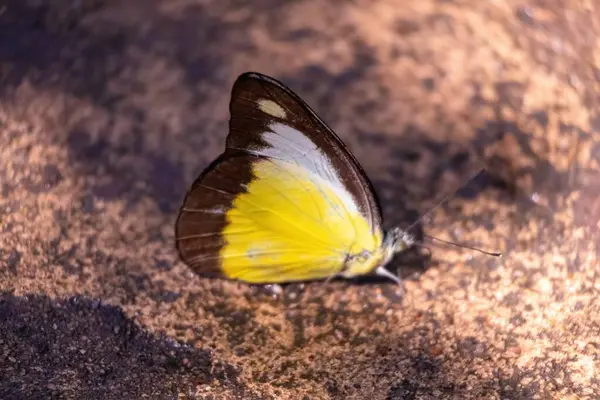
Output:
[
  {"xmin": 176, "ymin": 72, "xmax": 384, "ymax": 283},
  {"xmin": 227, "ymin": 72, "xmax": 383, "ymax": 232}
]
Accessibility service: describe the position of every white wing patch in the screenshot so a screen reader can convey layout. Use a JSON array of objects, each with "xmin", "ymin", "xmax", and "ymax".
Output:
[
  {"xmin": 252, "ymin": 122, "xmax": 359, "ymax": 216},
  {"xmin": 257, "ymin": 99, "xmax": 287, "ymax": 119}
]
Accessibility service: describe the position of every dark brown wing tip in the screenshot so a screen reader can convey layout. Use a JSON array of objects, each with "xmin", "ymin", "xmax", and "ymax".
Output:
[
  {"xmin": 235, "ymin": 71, "xmax": 274, "ymax": 82},
  {"xmin": 232, "ymin": 72, "xmax": 289, "ymax": 95}
]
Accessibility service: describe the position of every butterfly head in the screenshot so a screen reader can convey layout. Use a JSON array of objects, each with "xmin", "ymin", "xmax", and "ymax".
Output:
[
  {"xmin": 373, "ymin": 227, "xmax": 415, "ymax": 285},
  {"xmin": 385, "ymin": 227, "xmax": 416, "ymax": 255},
  {"xmin": 340, "ymin": 227, "xmax": 415, "ymax": 283}
]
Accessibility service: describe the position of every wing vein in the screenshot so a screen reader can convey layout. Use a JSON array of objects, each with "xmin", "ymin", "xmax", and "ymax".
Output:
[
  {"xmin": 259, "ymin": 157, "xmax": 328, "ymax": 227},
  {"xmin": 197, "ymin": 183, "xmax": 344, "ymax": 253}
]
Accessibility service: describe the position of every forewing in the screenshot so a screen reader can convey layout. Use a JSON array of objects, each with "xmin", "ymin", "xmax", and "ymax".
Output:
[{"xmin": 226, "ymin": 72, "xmax": 383, "ymax": 234}]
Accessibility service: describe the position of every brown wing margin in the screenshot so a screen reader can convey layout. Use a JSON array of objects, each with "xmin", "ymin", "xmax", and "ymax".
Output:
[{"xmin": 174, "ymin": 151, "xmax": 255, "ymax": 277}]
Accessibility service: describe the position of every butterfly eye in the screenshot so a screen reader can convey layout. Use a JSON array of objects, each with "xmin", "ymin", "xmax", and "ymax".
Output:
[
  {"xmin": 347, "ymin": 251, "xmax": 368, "ymax": 264},
  {"xmin": 358, "ymin": 250, "xmax": 370, "ymax": 262}
]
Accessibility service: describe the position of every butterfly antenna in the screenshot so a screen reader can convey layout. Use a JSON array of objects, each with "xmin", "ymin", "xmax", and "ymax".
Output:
[
  {"xmin": 399, "ymin": 167, "xmax": 502, "ymax": 257},
  {"xmin": 422, "ymin": 234, "xmax": 501, "ymax": 257},
  {"xmin": 404, "ymin": 168, "xmax": 486, "ymax": 233}
]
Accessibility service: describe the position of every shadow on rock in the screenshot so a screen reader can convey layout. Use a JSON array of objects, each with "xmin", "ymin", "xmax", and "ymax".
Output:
[
  {"xmin": 0, "ymin": 0, "xmax": 243, "ymax": 214},
  {"xmin": 0, "ymin": 292, "xmax": 246, "ymax": 399}
]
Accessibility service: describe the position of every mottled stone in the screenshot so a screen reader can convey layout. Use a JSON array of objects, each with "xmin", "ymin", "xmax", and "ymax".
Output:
[{"xmin": 0, "ymin": 0, "xmax": 598, "ymax": 399}]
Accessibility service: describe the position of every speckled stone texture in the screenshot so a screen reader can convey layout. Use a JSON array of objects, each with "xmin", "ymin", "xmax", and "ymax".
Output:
[{"xmin": 1, "ymin": 0, "xmax": 599, "ymax": 399}]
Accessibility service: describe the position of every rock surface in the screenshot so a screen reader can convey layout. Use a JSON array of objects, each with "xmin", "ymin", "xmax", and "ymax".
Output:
[{"xmin": 1, "ymin": 0, "xmax": 599, "ymax": 398}]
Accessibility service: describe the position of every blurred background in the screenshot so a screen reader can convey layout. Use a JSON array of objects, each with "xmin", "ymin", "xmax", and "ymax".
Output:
[{"xmin": 1, "ymin": 0, "xmax": 599, "ymax": 398}]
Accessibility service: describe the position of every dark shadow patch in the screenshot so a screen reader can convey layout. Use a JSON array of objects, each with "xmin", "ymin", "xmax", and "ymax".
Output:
[
  {"xmin": 0, "ymin": 292, "xmax": 250, "ymax": 399},
  {"xmin": 21, "ymin": 164, "xmax": 63, "ymax": 194},
  {"xmin": 421, "ymin": 77, "xmax": 436, "ymax": 91},
  {"xmin": 469, "ymin": 82, "xmax": 579, "ymax": 209},
  {"xmin": 455, "ymin": 169, "xmax": 512, "ymax": 200},
  {"xmin": 514, "ymin": 5, "xmax": 536, "ymax": 26},
  {"xmin": 475, "ymin": 117, "xmax": 570, "ymax": 209},
  {"xmin": 590, "ymin": 113, "xmax": 600, "ymax": 134},
  {"xmin": 382, "ymin": 132, "xmax": 511, "ymax": 224},
  {"xmin": 204, "ymin": 301, "xmax": 259, "ymax": 348},
  {"xmin": 65, "ymin": 128, "xmax": 186, "ymax": 213},
  {"xmin": 147, "ymin": 153, "xmax": 186, "ymax": 213},
  {"xmin": 0, "ymin": 1, "xmax": 238, "ymax": 214},
  {"xmin": 277, "ymin": 39, "xmax": 377, "ymax": 120},
  {"xmin": 395, "ymin": 18, "xmax": 422, "ymax": 35},
  {"xmin": 1, "ymin": 249, "xmax": 21, "ymax": 274},
  {"xmin": 388, "ymin": 379, "xmax": 419, "ymax": 400},
  {"xmin": 494, "ymin": 81, "xmax": 525, "ymax": 110},
  {"xmin": 0, "ymin": 1, "xmax": 125, "ymax": 99}
]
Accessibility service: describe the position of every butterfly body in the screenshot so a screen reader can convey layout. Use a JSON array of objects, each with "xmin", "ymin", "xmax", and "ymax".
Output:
[{"xmin": 176, "ymin": 72, "xmax": 413, "ymax": 284}]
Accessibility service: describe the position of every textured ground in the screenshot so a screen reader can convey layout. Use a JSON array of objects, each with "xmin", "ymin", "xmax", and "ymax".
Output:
[{"xmin": 1, "ymin": 0, "xmax": 599, "ymax": 399}]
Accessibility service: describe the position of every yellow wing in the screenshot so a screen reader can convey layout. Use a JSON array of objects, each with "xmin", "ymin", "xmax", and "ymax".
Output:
[{"xmin": 219, "ymin": 156, "xmax": 380, "ymax": 283}]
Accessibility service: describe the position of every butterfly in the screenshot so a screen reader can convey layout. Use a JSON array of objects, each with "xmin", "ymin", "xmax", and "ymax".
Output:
[{"xmin": 175, "ymin": 72, "xmax": 499, "ymax": 286}]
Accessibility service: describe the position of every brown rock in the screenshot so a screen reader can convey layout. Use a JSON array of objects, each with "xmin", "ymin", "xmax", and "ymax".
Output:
[{"xmin": 1, "ymin": 0, "xmax": 598, "ymax": 398}]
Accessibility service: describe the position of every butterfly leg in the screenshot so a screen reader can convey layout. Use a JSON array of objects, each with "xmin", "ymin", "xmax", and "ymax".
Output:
[
  {"xmin": 375, "ymin": 266, "xmax": 405, "ymax": 296},
  {"xmin": 325, "ymin": 273, "xmax": 341, "ymax": 284}
]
